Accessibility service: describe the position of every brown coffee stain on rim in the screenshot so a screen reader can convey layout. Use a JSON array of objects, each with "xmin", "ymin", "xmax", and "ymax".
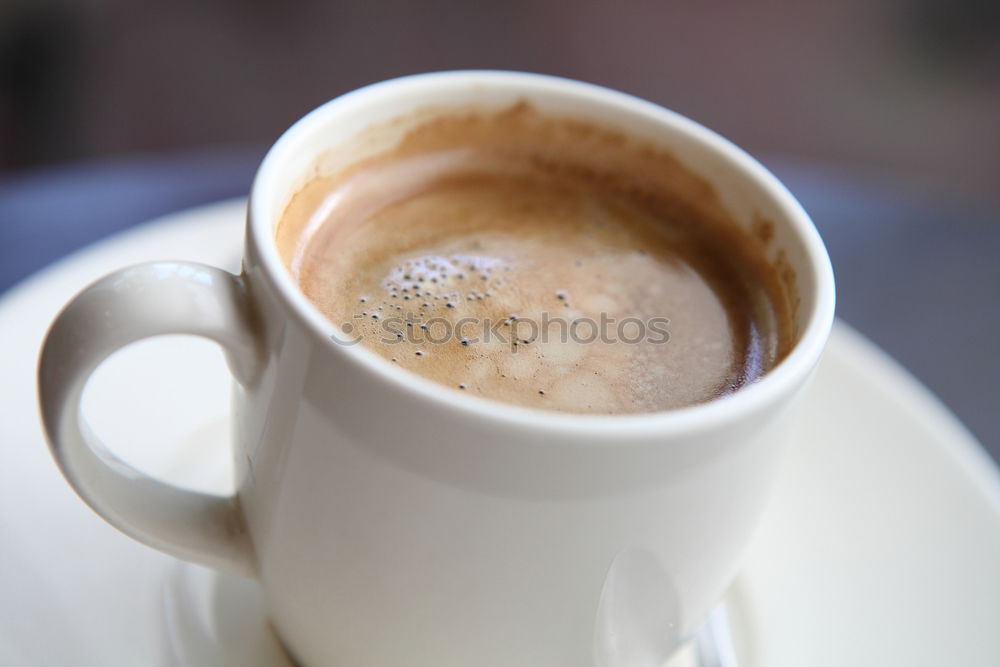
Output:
[{"xmin": 752, "ymin": 214, "xmax": 776, "ymax": 245}]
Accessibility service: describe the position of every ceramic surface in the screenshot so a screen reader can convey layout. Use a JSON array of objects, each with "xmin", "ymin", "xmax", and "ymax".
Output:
[{"xmin": 5, "ymin": 202, "xmax": 998, "ymax": 666}]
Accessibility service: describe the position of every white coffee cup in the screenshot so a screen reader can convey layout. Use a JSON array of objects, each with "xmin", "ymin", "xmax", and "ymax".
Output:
[{"xmin": 39, "ymin": 71, "xmax": 835, "ymax": 667}]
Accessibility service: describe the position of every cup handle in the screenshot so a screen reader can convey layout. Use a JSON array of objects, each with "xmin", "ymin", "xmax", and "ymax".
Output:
[{"xmin": 38, "ymin": 261, "xmax": 262, "ymax": 577}]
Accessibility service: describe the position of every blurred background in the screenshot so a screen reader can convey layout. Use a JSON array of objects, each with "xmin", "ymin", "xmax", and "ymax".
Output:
[
  {"xmin": 1, "ymin": 0, "xmax": 998, "ymax": 451},
  {"xmin": 2, "ymin": 0, "xmax": 998, "ymax": 195}
]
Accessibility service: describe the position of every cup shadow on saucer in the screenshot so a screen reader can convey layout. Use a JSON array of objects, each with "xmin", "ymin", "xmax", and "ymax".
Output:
[
  {"xmin": 157, "ymin": 560, "xmax": 730, "ymax": 667},
  {"xmin": 159, "ymin": 562, "xmax": 296, "ymax": 667}
]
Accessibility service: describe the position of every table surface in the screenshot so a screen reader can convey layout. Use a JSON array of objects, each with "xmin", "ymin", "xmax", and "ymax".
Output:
[{"xmin": 2, "ymin": 147, "xmax": 997, "ymax": 462}]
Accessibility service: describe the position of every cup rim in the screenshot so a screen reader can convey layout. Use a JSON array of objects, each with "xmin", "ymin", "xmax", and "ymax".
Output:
[{"xmin": 248, "ymin": 70, "xmax": 835, "ymax": 438}]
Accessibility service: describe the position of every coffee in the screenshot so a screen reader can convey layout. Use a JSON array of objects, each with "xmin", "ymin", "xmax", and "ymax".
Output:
[{"xmin": 277, "ymin": 103, "xmax": 793, "ymax": 414}]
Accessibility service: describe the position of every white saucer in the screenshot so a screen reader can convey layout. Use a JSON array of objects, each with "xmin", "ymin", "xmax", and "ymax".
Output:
[{"xmin": 2, "ymin": 200, "xmax": 998, "ymax": 666}]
